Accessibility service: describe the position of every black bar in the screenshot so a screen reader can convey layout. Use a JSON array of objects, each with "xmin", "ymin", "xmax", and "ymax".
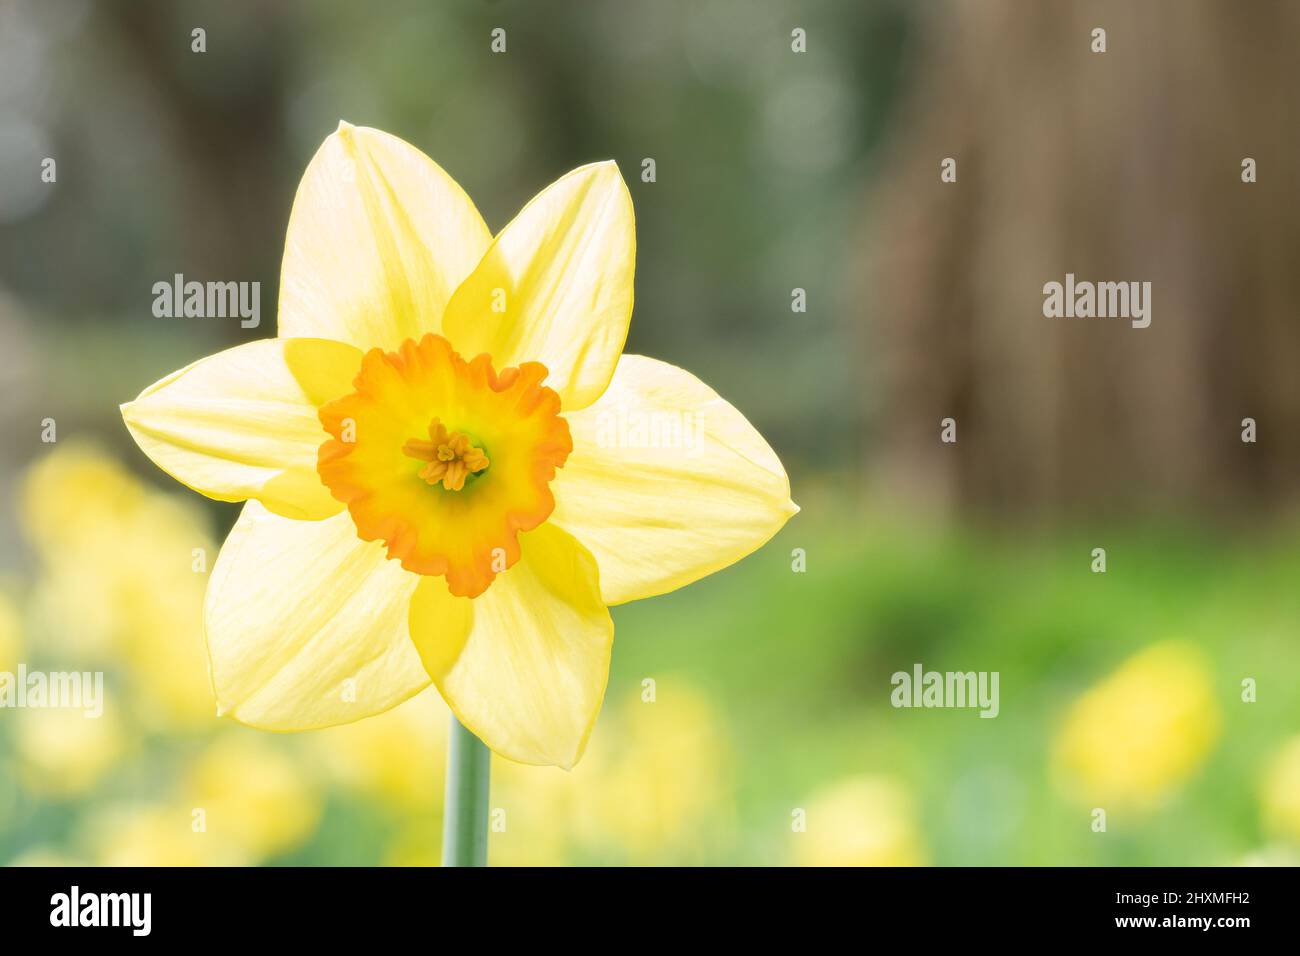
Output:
[{"xmin": 0, "ymin": 866, "xmax": 1286, "ymax": 941}]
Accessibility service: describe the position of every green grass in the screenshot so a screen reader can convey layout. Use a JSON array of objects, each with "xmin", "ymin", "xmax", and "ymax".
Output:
[
  {"xmin": 602, "ymin": 507, "xmax": 1300, "ymax": 864},
  {"xmin": 4, "ymin": 497, "xmax": 1298, "ymax": 865}
]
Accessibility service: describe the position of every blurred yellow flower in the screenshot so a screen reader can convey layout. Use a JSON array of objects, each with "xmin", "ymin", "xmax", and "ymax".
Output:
[
  {"xmin": 182, "ymin": 734, "xmax": 322, "ymax": 861},
  {"xmin": 8, "ymin": 847, "xmax": 88, "ymax": 867},
  {"xmin": 383, "ymin": 818, "xmax": 441, "ymax": 867},
  {"xmin": 574, "ymin": 684, "xmax": 734, "ymax": 858},
  {"xmin": 14, "ymin": 705, "xmax": 125, "ymax": 797},
  {"xmin": 482, "ymin": 763, "xmax": 572, "ymax": 866},
  {"xmin": 21, "ymin": 442, "xmax": 148, "ymax": 543},
  {"xmin": 1260, "ymin": 735, "xmax": 1300, "ymax": 843},
  {"xmin": 793, "ymin": 775, "xmax": 925, "ymax": 866},
  {"xmin": 1053, "ymin": 642, "xmax": 1220, "ymax": 808},
  {"xmin": 313, "ymin": 688, "xmax": 446, "ymax": 814},
  {"xmin": 20, "ymin": 444, "xmax": 215, "ymax": 728},
  {"xmin": 88, "ymin": 803, "xmax": 238, "ymax": 867},
  {"xmin": 0, "ymin": 592, "xmax": 21, "ymax": 673},
  {"xmin": 120, "ymin": 122, "xmax": 796, "ymax": 768},
  {"xmin": 492, "ymin": 681, "xmax": 734, "ymax": 864}
]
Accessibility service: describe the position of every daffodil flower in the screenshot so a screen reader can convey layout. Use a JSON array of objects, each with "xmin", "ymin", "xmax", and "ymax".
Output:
[{"xmin": 121, "ymin": 123, "xmax": 797, "ymax": 772}]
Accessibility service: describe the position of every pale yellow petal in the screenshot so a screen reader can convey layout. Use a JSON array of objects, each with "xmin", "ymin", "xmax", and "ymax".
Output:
[
  {"xmin": 121, "ymin": 338, "xmax": 359, "ymax": 520},
  {"xmin": 409, "ymin": 523, "xmax": 613, "ymax": 769},
  {"xmin": 278, "ymin": 122, "xmax": 491, "ymax": 350},
  {"xmin": 550, "ymin": 355, "xmax": 797, "ymax": 605},
  {"xmin": 205, "ymin": 501, "xmax": 432, "ymax": 730},
  {"xmin": 441, "ymin": 161, "xmax": 635, "ymax": 410}
]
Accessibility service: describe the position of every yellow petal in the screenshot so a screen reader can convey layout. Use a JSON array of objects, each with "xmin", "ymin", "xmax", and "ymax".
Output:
[
  {"xmin": 550, "ymin": 355, "xmax": 797, "ymax": 605},
  {"xmin": 409, "ymin": 522, "xmax": 613, "ymax": 768},
  {"xmin": 121, "ymin": 338, "xmax": 359, "ymax": 520},
  {"xmin": 441, "ymin": 161, "xmax": 635, "ymax": 410},
  {"xmin": 206, "ymin": 501, "xmax": 433, "ymax": 730},
  {"xmin": 278, "ymin": 122, "xmax": 491, "ymax": 351}
]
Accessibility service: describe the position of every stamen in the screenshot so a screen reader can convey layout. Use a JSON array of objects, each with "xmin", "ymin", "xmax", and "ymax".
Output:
[{"xmin": 402, "ymin": 418, "xmax": 489, "ymax": 491}]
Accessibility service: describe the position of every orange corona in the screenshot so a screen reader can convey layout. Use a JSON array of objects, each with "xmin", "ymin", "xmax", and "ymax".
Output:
[{"xmin": 317, "ymin": 333, "xmax": 572, "ymax": 598}]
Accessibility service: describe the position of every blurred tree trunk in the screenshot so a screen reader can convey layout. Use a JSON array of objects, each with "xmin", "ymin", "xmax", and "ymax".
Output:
[
  {"xmin": 859, "ymin": 0, "xmax": 1300, "ymax": 522},
  {"xmin": 107, "ymin": 0, "xmax": 295, "ymax": 342}
]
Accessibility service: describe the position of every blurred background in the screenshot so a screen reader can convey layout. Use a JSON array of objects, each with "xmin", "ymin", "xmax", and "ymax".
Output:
[{"xmin": 1, "ymin": 0, "xmax": 1299, "ymax": 866}]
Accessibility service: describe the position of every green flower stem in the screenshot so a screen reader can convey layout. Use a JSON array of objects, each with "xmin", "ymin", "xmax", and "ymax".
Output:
[{"xmin": 443, "ymin": 713, "xmax": 491, "ymax": 866}]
